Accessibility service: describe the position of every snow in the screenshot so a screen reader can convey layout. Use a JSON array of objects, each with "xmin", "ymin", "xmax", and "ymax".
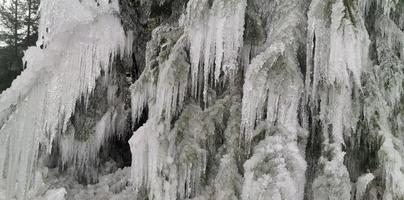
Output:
[
  {"xmin": 66, "ymin": 167, "xmax": 134, "ymax": 200},
  {"xmin": 26, "ymin": 166, "xmax": 134, "ymax": 200}
]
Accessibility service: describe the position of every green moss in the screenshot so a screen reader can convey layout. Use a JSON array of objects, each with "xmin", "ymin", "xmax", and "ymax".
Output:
[
  {"xmin": 75, "ymin": 127, "xmax": 91, "ymax": 141},
  {"xmin": 146, "ymin": 17, "xmax": 160, "ymax": 32}
]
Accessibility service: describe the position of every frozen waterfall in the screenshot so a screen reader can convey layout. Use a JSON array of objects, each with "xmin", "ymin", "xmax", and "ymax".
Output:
[{"xmin": 0, "ymin": 0, "xmax": 404, "ymax": 199}]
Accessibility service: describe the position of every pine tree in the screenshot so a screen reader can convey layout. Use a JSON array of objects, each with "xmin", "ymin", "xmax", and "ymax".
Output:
[
  {"xmin": 23, "ymin": 0, "xmax": 40, "ymax": 46},
  {"xmin": 0, "ymin": 0, "xmax": 26, "ymax": 59},
  {"xmin": 0, "ymin": 0, "xmax": 39, "ymax": 90}
]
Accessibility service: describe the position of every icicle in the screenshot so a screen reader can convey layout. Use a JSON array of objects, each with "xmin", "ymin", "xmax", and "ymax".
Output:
[
  {"xmin": 129, "ymin": 119, "xmax": 163, "ymax": 195},
  {"xmin": 130, "ymin": 105, "xmax": 208, "ymax": 200},
  {"xmin": 306, "ymin": 0, "xmax": 370, "ymax": 199},
  {"xmin": 57, "ymin": 104, "xmax": 127, "ymax": 180},
  {"xmin": 130, "ymin": 27, "xmax": 190, "ymax": 123},
  {"xmin": 155, "ymin": 36, "xmax": 190, "ymax": 121},
  {"xmin": 185, "ymin": 0, "xmax": 247, "ymax": 103},
  {"xmin": 240, "ymin": 42, "xmax": 286, "ymax": 140},
  {"xmin": 240, "ymin": 0, "xmax": 306, "ymax": 150},
  {"xmin": 376, "ymin": 16, "xmax": 404, "ymax": 63},
  {"xmin": 130, "ymin": 70, "xmax": 155, "ymax": 123},
  {"xmin": 377, "ymin": 0, "xmax": 399, "ymax": 16},
  {"xmin": 128, "ymin": 4, "xmax": 247, "ymax": 197},
  {"xmin": 240, "ymin": 0, "xmax": 307, "ymax": 199},
  {"xmin": 359, "ymin": 0, "xmax": 372, "ymax": 14}
]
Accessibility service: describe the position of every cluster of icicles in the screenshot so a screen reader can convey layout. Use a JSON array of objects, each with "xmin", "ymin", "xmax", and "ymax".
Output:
[
  {"xmin": 0, "ymin": 0, "xmax": 132, "ymax": 199},
  {"xmin": 129, "ymin": 0, "xmax": 404, "ymax": 199}
]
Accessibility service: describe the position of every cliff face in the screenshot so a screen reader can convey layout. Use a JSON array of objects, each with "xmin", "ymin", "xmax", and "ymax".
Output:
[{"xmin": 0, "ymin": 0, "xmax": 403, "ymax": 200}]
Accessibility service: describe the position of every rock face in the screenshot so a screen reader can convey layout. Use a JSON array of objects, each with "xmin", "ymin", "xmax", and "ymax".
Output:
[{"xmin": 0, "ymin": 0, "xmax": 404, "ymax": 200}]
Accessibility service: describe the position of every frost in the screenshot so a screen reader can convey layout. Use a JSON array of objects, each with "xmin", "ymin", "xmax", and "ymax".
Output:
[
  {"xmin": 242, "ymin": 127, "xmax": 306, "ymax": 200},
  {"xmin": 312, "ymin": 145, "xmax": 351, "ymax": 200}
]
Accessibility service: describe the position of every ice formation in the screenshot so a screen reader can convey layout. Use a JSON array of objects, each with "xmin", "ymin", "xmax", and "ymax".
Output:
[
  {"xmin": 355, "ymin": 173, "xmax": 375, "ymax": 200},
  {"xmin": 185, "ymin": 0, "xmax": 246, "ymax": 103},
  {"xmin": 1, "ymin": 0, "xmax": 404, "ymax": 199},
  {"xmin": 305, "ymin": 0, "xmax": 370, "ymax": 199},
  {"xmin": 0, "ymin": 0, "xmax": 131, "ymax": 199},
  {"xmin": 240, "ymin": 0, "xmax": 308, "ymax": 199}
]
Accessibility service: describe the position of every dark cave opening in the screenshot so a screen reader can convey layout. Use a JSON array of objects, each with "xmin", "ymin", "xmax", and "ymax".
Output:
[{"xmin": 107, "ymin": 106, "xmax": 149, "ymax": 169}]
